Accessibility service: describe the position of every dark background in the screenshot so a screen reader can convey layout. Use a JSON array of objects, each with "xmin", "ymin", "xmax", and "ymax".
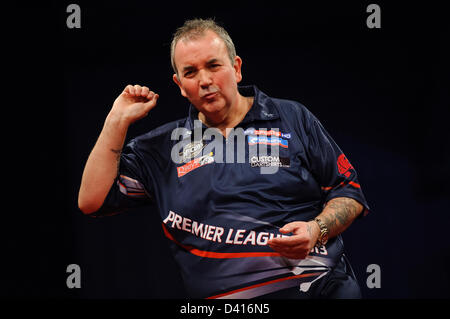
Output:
[{"xmin": 6, "ymin": 1, "xmax": 449, "ymax": 300}]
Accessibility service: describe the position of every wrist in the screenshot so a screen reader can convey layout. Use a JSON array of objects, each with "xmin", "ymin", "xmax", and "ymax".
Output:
[
  {"xmin": 99, "ymin": 111, "xmax": 130, "ymax": 151},
  {"xmin": 308, "ymin": 220, "xmax": 320, "ymax": 245},
  {"xmin": 105, "ymin": 111, "xmax": 131, "ymax": 131}
]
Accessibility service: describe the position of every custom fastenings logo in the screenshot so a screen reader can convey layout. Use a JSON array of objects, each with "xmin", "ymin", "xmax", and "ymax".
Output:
[{"xmin": 250, "ymin": 156, "xmax": 290, "ymax": 168}]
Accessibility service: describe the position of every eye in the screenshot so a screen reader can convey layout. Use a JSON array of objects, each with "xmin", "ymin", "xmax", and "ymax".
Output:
[{"xmin": 184, "ymin": 70, "xmax": 196, "ymax": 78}]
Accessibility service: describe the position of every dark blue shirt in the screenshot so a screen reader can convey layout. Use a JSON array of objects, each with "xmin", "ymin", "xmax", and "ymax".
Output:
[{"xmin": 94, "ymin": 85, "xmax": 370, "ymax": 298}]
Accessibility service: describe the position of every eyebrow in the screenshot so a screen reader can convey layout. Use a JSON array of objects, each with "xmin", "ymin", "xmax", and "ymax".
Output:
[
  {"xmin": 206, "ymin": 58, "xmax": 219, "ymax": 65},
  {"xmin": 182, "ymin": 59, "xmax": 221, "ymax": 73}
]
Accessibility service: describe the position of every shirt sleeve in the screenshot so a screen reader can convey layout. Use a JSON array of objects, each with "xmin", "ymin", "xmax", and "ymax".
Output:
[
  {"xmin": 89, "ymin": 139, "xmax": 153, "ymax": 218},
  {"xmin": 303, "ymin": 111, "xmax": 370, "ymax": 216}
]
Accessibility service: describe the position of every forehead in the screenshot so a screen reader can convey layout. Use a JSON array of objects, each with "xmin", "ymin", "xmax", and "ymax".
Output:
[{"xmin": 174, "ymin": 30, "xmax": 228, "ymax": 67}]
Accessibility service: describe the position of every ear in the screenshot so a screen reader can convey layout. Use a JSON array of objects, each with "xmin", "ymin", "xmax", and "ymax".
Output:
[
  {"xmin": 233, "ymin": 56, "xmax": 243, "ymax": 83},
  {"xmin": 172, "ymin": 73, "xmax": 187, "ymax": 97}
]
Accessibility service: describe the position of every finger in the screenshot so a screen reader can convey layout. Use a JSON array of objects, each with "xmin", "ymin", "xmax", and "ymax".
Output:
[
  {"xmin": 269, "ymin": 243, "xmax": 301, "ymax": 253},
  {"xmin": 269, "ymin": 243, "xmax": 302, "ymax": 253},
  {"xmin": 268, "ymin": 235, "xmax": 305, "ymax": 247},
  {"xmin": 124, "ymin": 84, "xmax": 134, "ymax": 95},
  {"xmin": 141, "ymin": 86, "xmax": 150, "ymax": 97},
  {"xmin": 146, "ymin": 90, "xmax": 155, "ymax": 100},
  {"xmin": 269, "ymin": 244, "xmax": 309, "ymax": 259},
  {"xmin": 134, "ymin": 84, "xmax": 142, "ymax": 96},
  {"xmin": 275, "ymin": 244, "xmax": 309, "ymax": 257}
]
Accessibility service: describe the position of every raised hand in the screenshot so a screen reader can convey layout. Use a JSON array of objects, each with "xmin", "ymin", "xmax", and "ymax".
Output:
[{"xmin": 110, "ymin": 84, "xmax": 159, "ymax": 126}]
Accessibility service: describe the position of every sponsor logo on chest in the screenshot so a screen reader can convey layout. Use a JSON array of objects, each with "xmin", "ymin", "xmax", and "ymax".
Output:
[{"xmin": 250, "ymin": 156, "xmax": 290, "ymax": 168}]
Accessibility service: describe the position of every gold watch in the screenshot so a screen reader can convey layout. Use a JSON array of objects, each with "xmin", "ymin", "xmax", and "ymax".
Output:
[{"xmin": 313, "ymin": 218, "xmax": 329, "ymax": 247}]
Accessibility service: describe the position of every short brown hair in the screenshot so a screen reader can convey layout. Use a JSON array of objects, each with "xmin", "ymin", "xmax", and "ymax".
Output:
[{"xmin": 170, "ymin": 18, "xmax": 237, "ymax": 75}]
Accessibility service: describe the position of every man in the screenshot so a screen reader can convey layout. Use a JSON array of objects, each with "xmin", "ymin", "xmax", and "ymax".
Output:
[{"xmin": 78, "ymin": 18, "xmax": 370, "ymax": 299}]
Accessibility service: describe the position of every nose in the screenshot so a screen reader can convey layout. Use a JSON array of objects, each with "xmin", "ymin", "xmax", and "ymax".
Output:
[{"xmin": 198, "ymin": 69, "xmax": 213, "ymax": 88}]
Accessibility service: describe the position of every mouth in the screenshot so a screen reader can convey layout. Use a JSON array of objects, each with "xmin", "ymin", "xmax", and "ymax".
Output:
[
  {"xmin": 202, "ymin": 92, "xmax": 218, "ymax": 100},
  {"xmin": 200, "ymin": 87, "xmax": 220, "ymax": 100}
]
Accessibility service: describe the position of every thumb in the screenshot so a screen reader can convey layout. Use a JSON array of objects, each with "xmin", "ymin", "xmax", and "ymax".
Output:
[
  {"xmin": 143, "ymin": 94, "xmax": 159, "ymax": 112},
  {"xmin": 279, "ymin": 222, "xmax": 299, "ymax": 234}
]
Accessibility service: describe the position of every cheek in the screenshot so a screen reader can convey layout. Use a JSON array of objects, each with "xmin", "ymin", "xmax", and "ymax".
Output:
[
  {"xmin": 214, "ymin": 70, "xmax": 236, "ymax": 91},
  {"xmin": 222, "ymin": 71, "xmax": 239, "ymax": 91},
  {"xmin": 221, "ymin": 69, "xmax": 236, "ymax": 82},
  {"xmin": 182, "ymin": 82, "xmax": 198, "ymax": 97}
]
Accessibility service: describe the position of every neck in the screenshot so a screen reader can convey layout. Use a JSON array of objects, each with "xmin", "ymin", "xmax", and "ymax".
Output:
[{"xmin": 198, "ymin": 94, "xmax": 253, "ymax": 138}]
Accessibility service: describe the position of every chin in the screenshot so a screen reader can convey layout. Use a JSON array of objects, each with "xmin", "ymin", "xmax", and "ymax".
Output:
[{"xmin": 199, "ymin": 99, "xmax": 227, "ymax": 114}]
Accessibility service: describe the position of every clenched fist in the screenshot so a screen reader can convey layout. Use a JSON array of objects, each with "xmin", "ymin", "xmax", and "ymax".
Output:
[
  {"xmin": 268, "ymin": 221, "xmax": 320, "ymax": 259},
  {"xmin": 109, "ymin": 84, "xmax": 159, "ymax": 126}
]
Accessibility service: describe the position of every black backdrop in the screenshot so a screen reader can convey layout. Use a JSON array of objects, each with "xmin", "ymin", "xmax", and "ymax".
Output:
[{"xmin": 6, "ymin": 1, "xmax": 449, "ymax": 301}]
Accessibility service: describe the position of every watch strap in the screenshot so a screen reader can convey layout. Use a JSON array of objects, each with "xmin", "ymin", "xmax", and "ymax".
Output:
[{"xmin": 314, "ymin": 217, "xmax": 329, "ymax": 247}]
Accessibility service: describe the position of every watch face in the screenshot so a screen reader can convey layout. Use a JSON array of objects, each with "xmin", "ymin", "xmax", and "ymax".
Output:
[{"xmin": 319, "ymin": 229, "xmax": 329, "ymax": 245}]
